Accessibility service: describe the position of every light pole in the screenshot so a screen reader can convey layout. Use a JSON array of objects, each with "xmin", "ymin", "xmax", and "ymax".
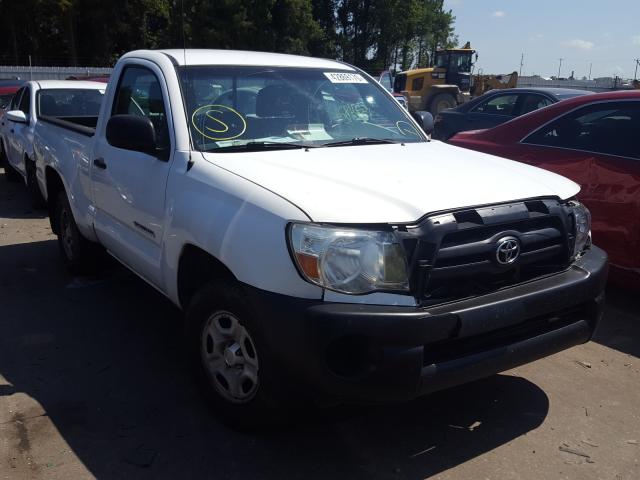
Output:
[
  {"xmin": 635, "ymin": 59, "xmax": 639, "ymax": 81},
  {"xmin": 557, "ymin": 58, "xmax": 563, "ymax": 79},
  {"xmin": 519, "ymin": 53, "xmax": 524, "ymax": 76}
]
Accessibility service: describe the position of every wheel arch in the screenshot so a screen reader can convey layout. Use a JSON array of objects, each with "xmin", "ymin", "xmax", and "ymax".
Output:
[
  {"xmin": 177, "ymin": 243, "xmax": 237, "ymax": 310},
  {"xmin": 45, "ymin": 166, "xmax": 66, "ymax": 234}
]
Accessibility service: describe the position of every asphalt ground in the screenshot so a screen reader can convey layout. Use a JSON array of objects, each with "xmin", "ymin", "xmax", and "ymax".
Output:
[{"xmin": 1, "ymin": 166, "xmax": 638, "ymax": 480}]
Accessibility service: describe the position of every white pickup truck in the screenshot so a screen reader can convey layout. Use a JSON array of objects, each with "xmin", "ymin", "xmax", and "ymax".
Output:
[
  {"xmin": 33, "ymin": 49, "xmax": 607, "ymax": 429},
  {"xmin": 0, "ymin": 80, "xmax": 105, "ymax": 206}
]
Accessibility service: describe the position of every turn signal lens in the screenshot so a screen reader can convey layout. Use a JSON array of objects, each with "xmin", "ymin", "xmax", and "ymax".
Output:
[{"xmin": 294, "ymin": 252, "xmax": 320, "ymax": 281}]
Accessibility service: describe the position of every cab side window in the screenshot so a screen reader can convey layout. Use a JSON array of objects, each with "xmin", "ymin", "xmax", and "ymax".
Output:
[
  {"xmin": 112, "ymin": 66, "xmax": 170, "ymax": 152},
  {"xmin": 524, "ymin": 101, "xmax": 640, "ymax": 159},
  {"xmin": 472, "ymin": 94, "xmax": 519, "ymax": 115}
]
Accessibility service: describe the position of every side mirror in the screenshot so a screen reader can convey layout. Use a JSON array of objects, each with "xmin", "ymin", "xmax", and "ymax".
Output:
[
  {"xmin": 6, "ymin": 110, "xmax": 27, "ymax": 124},
  {"xmin": 106, "ymin": 115, "xmax": 158, "ymax": 157},
  {"xmin": 413, "ymin": 111, "xmax": 434, "ymax": 135}
]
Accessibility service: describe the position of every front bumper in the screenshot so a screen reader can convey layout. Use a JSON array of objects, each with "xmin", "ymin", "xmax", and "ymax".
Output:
[{"xmin": 246, "ymin": 246, "xmax": 608, "ymax": 404}]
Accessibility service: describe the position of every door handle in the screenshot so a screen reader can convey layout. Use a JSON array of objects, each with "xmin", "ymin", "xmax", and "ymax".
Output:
[{"xmin": 93, "ymin": 157, "xmax": 107, "ymax": 170}]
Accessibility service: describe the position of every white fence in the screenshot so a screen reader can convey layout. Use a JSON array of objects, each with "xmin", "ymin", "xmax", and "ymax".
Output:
[
  {"xmin": 0, "ymin": 65, "xmax": 113, "ymax": 80},
  {"xmin": 517, "ymin": 75, "xmax": 635, "ymax": 92}
]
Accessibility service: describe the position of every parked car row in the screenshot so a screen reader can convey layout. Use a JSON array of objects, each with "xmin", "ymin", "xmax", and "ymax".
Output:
[
  {"xmin": 432, "ymin": 87, "xmax": 591, "ymax": 140},
  {"xmin": 1, "ymin": 49, "xmax": 608, "ymax": 430}
]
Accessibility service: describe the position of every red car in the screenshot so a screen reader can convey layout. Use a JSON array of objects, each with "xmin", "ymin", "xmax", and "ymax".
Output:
[
  {"xmin": 0, "ymin": 85, "xmax": 21, "ymax": 110},
  {"xmin": 449, "ymin": 90, "xmax": 640, "ymax": 288}
]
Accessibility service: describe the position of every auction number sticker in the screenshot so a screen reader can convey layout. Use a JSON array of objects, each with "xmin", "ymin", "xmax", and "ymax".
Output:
[{"xmin": 323, "ymin": 72, "xmax": 368, "ymax": 84}]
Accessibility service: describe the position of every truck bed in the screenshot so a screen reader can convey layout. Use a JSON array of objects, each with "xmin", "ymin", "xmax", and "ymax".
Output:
[{"xmin": 39, "ymin": 115, "xmax": 98, "ymax": 136}]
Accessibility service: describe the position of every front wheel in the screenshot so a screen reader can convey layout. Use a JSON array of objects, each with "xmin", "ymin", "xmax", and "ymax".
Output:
[
  {"xmin": 187, "ymin": 280, "xmax": 291, "ymax": 430},
  {"xmin": 429, "ymin": 93, "xmax": 457, "ymax": 115}
]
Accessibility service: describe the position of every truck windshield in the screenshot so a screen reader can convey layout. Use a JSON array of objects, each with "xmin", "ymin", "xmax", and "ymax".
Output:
[{"xmin": 178, "ymin": 66, "xmax": 425, "ymax": 152}]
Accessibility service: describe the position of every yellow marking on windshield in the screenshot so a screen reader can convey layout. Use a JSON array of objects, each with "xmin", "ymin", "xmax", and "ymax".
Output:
[
  {"xmin": 191, "ymin": 104, "xmax": 247, "ymax": 141},
  {"xmin": 204, "ymin": 109, "xmax": 230, "ymax": 133}
]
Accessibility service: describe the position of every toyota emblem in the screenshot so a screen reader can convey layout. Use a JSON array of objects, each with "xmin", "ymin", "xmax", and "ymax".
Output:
[{"xmin": 496, "ymin": 237, "xmax": 520, "ymax": 265}]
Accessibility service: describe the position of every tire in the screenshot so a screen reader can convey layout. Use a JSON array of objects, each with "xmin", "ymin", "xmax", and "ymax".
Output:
[
  {"xmin": 25, "ymin": 157, "xmax": 46, "ymax": 209},
  {"xmin": 429, "ymin": 93, "xmax": 457, "ymax": 115},
  {"xmin": 186, "ymin": 280, "xmax": 292, "ymax": 430},
  {"xmin": 1, "ymin": 146, "xmax": 21, "ymax": 183},
  {"xmin": 54, "ymin": 190, "xmax": 99, "ymax": 274}
]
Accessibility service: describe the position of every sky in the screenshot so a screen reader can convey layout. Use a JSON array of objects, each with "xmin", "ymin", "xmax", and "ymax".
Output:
[{"xmin": 443, "ymin": 0, "xmax": 640, "ymax": 80}]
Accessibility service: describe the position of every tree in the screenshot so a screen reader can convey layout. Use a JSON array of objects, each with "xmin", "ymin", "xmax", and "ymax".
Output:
[{"xmin": 0, "ymin": 0, "xmax": 455, "ymax": 69}]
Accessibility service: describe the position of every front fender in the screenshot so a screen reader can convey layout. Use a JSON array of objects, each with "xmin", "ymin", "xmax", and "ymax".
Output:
[{"xmin": 161, "ymin": 153, "xmax": 323, "ymax": 306}]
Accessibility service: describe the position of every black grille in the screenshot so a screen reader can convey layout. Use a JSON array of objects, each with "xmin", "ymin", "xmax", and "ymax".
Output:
[{"xmin": 398, "ymin": 199, "xmax": 575, "ymax": 306}]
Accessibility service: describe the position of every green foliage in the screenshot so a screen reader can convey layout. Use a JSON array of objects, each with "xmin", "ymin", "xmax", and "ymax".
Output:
[{"xmin": 0, "ymin": 0, "xmax": 455, "ymax": 69}]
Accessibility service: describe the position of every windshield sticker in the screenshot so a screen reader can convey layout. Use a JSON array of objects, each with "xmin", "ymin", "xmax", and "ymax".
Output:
[
  {"xmin": 286, "ymin": 124, "xmax": 333, "ymax": 141},
  {"xmin": 323, "ymin": 72, "xmax": 368, "ymax": 84},
  {"xmin": 191, "ymin": 104, "xmax": 247, "ymax": 141}
]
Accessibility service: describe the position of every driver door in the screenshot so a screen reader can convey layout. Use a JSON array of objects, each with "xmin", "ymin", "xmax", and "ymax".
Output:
[{"xmin": 92, "ymin": 63, "xmax": 174, "ymax": 288}]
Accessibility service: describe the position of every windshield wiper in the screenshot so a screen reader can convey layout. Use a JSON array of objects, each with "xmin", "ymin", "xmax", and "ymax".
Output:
[
  {"xmin": 323, "ymin": 137, "xmax": 399, "ymax": 147},
  {"xmin": 206, "ymin": 141, "xmax": 316, "ymax": 153}
]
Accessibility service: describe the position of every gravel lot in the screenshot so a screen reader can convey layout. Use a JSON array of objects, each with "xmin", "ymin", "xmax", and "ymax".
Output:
[{"xmin": 1, "ymin": 166, "xmax": 639, "ymax": 480}]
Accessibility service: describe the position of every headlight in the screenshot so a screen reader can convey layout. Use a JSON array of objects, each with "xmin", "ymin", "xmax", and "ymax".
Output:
[
  {"xmin": 570, "ymin": 201, "xmax": 591, "ymax": 256},
  {"xmin": 288, "ymin": 223, "xmax": 409, "ymax": 294}
]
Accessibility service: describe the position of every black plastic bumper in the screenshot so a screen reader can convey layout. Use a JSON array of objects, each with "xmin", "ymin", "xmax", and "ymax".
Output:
[{"xmin": 245, "ymin": 246, "xmax": 608, "ymax": 405}]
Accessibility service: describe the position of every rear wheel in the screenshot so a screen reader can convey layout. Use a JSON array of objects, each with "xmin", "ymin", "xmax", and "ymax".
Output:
[
  {"xmin": 187, "ymin": 280, "xmax": 292, "ymax": 430},
  {"xmin": 429, "ymin": 93, "xmax": 457, "ymax": 115},
  {"xmin": 54, "ymin": 190, "xmax": 99, "ymax": 274}
]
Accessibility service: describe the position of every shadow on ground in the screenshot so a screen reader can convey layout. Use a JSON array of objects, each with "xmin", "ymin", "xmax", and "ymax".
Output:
[
  {"xmin": 0, "ymin": 239, "xmax": 551, "ymax": 479},
  {"xmin": 0, "ymin": 167, "xmax": 48, "ymax": 219},
  {"xmin": 593, "ymin": 287, "xmax": 640, "ymax": 358}
]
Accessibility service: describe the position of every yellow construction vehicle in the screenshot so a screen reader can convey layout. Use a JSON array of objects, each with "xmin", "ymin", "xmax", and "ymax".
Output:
[
  {"xmin": 392, "ymin": 42, "xmax": 518, "ymax": 114},
  {"xmin": 393, "ymin": 42, "xmax": 476, "ymax": 114}
]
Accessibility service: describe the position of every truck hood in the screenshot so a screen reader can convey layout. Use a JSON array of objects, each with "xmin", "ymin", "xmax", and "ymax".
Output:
[{"xmin": 201, "ymin": 141, "xmax": 580, "ymax": 224}]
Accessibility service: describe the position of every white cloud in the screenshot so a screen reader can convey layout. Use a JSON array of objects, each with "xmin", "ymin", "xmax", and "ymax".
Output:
[
  {"xmin": 492, "ymin": 10, "xmax": 505, "ymax": 18},
  {"xmin": 561, "ymin": 39, "xmax": 595, "ymax": 50},
  {"xmin": 632, "ymin": 35, "xmax": 640, "ymax": 45}
]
